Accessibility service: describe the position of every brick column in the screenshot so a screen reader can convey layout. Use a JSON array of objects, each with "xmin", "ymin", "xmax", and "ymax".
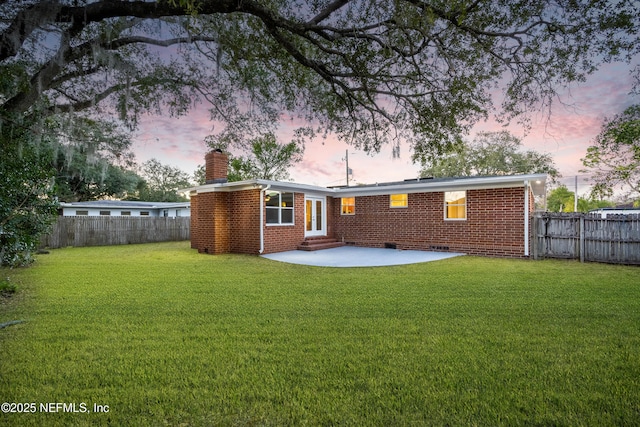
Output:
[{"xmin": 190, "ymin": 193, "xmax": 199, "ymax": 249}]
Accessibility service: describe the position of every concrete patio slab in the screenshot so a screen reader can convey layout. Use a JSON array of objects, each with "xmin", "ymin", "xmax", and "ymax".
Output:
[{"xmin": 261, "ymin": 246, "xmax": 464, "ymax": 267}]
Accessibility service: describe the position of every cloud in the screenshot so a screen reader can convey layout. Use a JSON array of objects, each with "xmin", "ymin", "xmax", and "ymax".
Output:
[{"xmin": 133, "ymin": 106, "xmax": 212, "ymax": 172}]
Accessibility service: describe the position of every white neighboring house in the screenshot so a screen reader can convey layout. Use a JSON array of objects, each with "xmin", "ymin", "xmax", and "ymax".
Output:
[
  {"xmin": 589, "ymin": 208, "xmax": 640, "ymax": 218},
  {"xmin": 59, "ymin": 201, "xmax": 191, "ymax": 217}
]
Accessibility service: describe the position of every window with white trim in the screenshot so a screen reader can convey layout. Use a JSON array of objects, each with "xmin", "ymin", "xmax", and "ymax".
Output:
[
  {"xmin": 266, "ymin": 191, "xmax": 294, "ymax": 224},
  {"xmin": 444, "ymin": 191, "xmax": 466, "ymax": 220},
  {"xmin": 341, "ymin": 197, "xmax": 355, "ymax": 215}
]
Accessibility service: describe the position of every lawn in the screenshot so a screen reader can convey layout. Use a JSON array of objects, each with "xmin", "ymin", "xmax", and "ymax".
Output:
[{"xmin": 1, "ymin": 241, "xmax": 639, "ymax": 426}]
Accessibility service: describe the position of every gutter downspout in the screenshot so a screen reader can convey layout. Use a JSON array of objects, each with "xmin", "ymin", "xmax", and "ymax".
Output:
[
  {"xmin": 259, "ymin": 184, "xmax": 271, "ymax": 254},
  {"xmin": 524, "ymin": 181, "xmax": 530, "ymax": 257}
]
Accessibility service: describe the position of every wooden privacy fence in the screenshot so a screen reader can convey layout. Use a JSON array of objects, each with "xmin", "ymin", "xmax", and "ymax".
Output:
[
  {"xmin": 41, "ymin": 216, "xmax": 190, "ymax": 248},
  {"xmin": 531, "ymin": 212, "xmax": 640, "ymax": 265}
]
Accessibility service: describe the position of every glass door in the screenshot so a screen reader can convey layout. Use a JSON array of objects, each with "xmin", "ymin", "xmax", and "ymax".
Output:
[{"xmin": 305, "ymin": 196, "xmax": 325, "ymax": 237}]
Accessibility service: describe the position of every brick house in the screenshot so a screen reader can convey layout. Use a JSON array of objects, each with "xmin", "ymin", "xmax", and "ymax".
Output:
[{"xmin": 187, "ymin": 150, "xmax": 546, "ymax": 258}]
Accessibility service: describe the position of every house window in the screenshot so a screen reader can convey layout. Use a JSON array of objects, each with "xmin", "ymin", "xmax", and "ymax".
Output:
[
  {"xmin": 341, "ymin": 197, "xmax": 355, "ymax": 215},
  {"xmin": 99, "ymin": 210, "xmax": 111, "ymax": 216},
  {"xmin": 444, "ymin": 191, "xmax": 466, "ymax": 220},
  {"xmin": 266, "ymin": 191, "xmax": 294, "ymax": 225},
  {"xmin": 121, "ymin": 211, "xmax": 131, "ymax": 216},
  {"xmin": 390, "ymin": 194, "xmax": 408, "ymax": 208},
  {"xmin": 75, "ymin": 210, "xmax": 88, "ymax": 216},
  {"xmin": 140, "ymin": 211, "xmax": 150, "ymax": 216}
]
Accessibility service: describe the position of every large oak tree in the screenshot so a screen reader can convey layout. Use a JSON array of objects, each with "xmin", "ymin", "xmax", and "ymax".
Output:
[
  {"xmin": 1, "ymin": 0, "xmax": 638, "ymax": 264},
  {"xmin": 2, "ymin": 0, "xmax": 638, "ymax": 156}
]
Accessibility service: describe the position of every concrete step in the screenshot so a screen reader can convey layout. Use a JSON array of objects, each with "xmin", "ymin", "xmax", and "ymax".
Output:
[{"xmin": 298, "ymin": 237, "xmax": 345, "ymax": 251}]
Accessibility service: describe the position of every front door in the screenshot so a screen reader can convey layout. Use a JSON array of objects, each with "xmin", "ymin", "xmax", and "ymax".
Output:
[{"xmin": 305, "ymin": 196, "xmax": 326, "ymax": 237}]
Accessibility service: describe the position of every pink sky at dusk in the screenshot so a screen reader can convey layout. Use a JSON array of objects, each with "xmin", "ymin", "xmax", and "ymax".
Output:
[{"xmin": 132, "ymin": 61, "xmax": 638, "ymax": 193}]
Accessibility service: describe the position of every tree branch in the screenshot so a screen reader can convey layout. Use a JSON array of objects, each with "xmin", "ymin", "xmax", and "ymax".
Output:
[{"xmin": 308, "ymin": 0, "xmax": 351, "ymax": 25}]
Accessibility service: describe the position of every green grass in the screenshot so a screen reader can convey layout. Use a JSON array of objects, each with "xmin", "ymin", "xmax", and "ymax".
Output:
[{"xmin": 1, "ymin": 242, "xmax": 639, "ymax": 426}]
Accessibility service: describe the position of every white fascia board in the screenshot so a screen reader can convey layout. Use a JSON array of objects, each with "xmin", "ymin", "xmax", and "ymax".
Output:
[
  {"xmin": 187, "ymin": 179, "xmax": 335, "ymax": 195},
  {"xmin": 334, "ymin": 174, "xmax": 547, "ymax": 198},
  {"xmin": 182, "ymin": 174, "xmax": 547, "ymax": 197},
  {"xmin": 186, "ymin": 180, "xmax": 261, "ymax": 194},
  {"xmin": 59, "ymin": 201, "xmax": 164, "ymax": 209},
  {"xmin": 256, "ymin": 180, "xmax": 335, "ymax": 195},
  {"xmin": 60, "ymin": 201, "xmax": 150, "ymax": 209}
]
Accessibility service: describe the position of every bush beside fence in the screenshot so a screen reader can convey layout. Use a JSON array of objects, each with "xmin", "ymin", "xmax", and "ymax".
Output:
[
  {"xmin": 531, "ymin": 212, "xmax": 640, "ymax": 265},
  {"xmin": 41, "ymin": 216, "xmax": 190, "ymax": 248}
]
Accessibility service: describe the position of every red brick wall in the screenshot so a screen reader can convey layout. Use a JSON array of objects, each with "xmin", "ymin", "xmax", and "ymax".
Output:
[
  {"xmin": 332, "ymin": 187, "xmax": 530, "ymax": 257},
  {"xmin": 190, "ymin": 189, "xmax": 309, "ymax": 255},
  {"xmin": 192, "ymin": 192, "xmax": 230, "ymax": 255},
  {"xmin": 262, "ymin": 192, "xmax": 306, "ymax": 254},
  {"xmin": 191, "ymin": 185, "xmax": 532, "ymax": 258},
  {"xmin": 229, "ymin": 189, "xmax": 261, "ymax": 254},
  {"xmin": 212, "ymin": 192, "xmax": 230, "ymax": 254},
  {"xmin": 190, "ymin": 193, "xmax": 199, "ymax": 249}
]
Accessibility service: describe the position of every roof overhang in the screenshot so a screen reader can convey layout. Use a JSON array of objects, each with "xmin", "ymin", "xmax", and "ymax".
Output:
[
  {"xmin": 59, "ymin": 201, "xmax": 191, "ymax": 209},
  {"xmin": 181, "ymin": 174, "xmax": 547, "ymax": 198},
  {"xmin": 181, "ymin": 179, "xmax": 335, "ymax": 196},
  {"xmin": 334, "ymin": 174, "xmax": 547, "ymax": 198}
]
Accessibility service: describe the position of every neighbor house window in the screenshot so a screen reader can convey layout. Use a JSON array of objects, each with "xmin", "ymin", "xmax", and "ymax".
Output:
[
  {"xmin": 121, "ymin": 211, "xmax": 131, "ymax": 216},
  {"xmin": 390, "ymin": 194, "xmax": 408, "ymax": 208},
  {"xmin": 140, "ymin": 211, "xmax": 150, "ymax": 216},
  {"xmin": 75, "ymin": 210, "xmax": 88, "ymax": 216},
  {"xmin": 444, "ymin": 191, "xmax": 466, "ymax": 220},
  {"xmin": 341, "ymin": 197, "xmax": 355, "ymax": 215},
  {"xmin": 266, "ymin": 191, "xmax": 294, "ymax": 224},
  {"xmin": 99, "ymin": 210, "xmax": 111, "ymax": 216}
]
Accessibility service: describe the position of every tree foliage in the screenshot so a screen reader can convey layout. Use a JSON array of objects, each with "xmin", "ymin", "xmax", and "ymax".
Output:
[
  {"xmin": 0, "ymin": 130, "xmax": 57, "ymax": 266},
  {"xmin": 50, "ymin": 117, "xmax": 141, "ymax": 201},
  {"xmin": 1, "ymin": 0, "xmax": 638, "ymax": 159},
  {"xmin": 582, "ymin": 104, "xmax": 640, "ymax": 199},
  {"xmin": 209, "ymin": 132, "xmax": 304, "ymax": 182},
  {"xmin": 547, "ymin": 185, "xmax": 614, "ymax": 213},
  {"xmin": 1, "ymin": 0, "xmax": 638, "ymax": 263},
  {"xmin": 420, "ymin": 131, "xmax": 559, "ymax": 178},
  {"xmin": 135, "ymin": 159, "xmax": 192, "ymax": 202}
]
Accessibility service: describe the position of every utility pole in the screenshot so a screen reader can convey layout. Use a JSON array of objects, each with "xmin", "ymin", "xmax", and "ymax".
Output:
[
  {"xmin": 345, "ymin": 149, "xmax": 350, "ymax": 186},
  {"xmin": 574, "ymin": 175, "xmax": 578, "ymax": 212}
]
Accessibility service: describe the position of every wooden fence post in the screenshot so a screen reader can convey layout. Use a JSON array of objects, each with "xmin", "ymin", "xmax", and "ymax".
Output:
[
  {"xmin": 531, "ymin": 213, "xmax": 539, "ymax": 260},
  {"xmin": 579, "ymin": 215, "xmax": 585, "ymax": 263}
]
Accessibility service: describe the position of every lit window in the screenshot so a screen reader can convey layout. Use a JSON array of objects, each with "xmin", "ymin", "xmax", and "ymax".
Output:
[
  {"xmin": 341, "ymin": 197, "xmax": 355, "ymax": 215},
  {"xmin": 444, "ymin": 191, "xmax": 466, "ymax": 220},
  {"xmin": 390, "ymin": 194, "xmax": 408, "ymax": 208},
  {"xmin": 266, "ymin": 191, "xmax": 294, "ymax": 224}
]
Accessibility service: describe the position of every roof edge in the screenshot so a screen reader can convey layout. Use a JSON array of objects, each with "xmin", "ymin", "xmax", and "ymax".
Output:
[{"xmin": 182, "ymin": 174, "xmax": 547, "ymax": 197}]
